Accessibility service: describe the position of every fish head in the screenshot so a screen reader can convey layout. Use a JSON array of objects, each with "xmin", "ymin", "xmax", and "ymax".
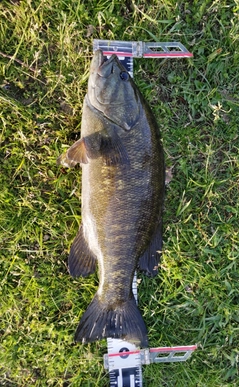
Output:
[{"xmin": 88, "ymin": 50, "xmax": 141, "ymax": 131}]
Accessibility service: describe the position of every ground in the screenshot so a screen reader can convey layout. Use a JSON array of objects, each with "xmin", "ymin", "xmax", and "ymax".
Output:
[{"xmin": 0, "ymin": 0, "xmax": 239, "ymax": 386}]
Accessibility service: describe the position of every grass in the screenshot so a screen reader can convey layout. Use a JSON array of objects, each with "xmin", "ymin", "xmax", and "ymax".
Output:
[{"xmin": 0, "ymin": 0, "xmax": 239, "ymax": 385}]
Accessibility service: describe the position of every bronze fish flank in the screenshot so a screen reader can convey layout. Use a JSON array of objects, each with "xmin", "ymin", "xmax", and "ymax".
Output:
[{"xmin": 58, "ymin": 50, "xmax": 165, "ymax": 347}]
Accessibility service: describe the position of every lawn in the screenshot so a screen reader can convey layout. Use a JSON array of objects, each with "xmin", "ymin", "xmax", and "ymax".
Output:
[{"xmin": 0, "ymin": 0, "xmax": 239, "ymax": 386}]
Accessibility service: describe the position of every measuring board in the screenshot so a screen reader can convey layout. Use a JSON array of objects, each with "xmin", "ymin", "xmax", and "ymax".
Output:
[
  {"xmin": 104, "ymin": 343, "xmax": 198, "ymax": 386},
  {"xmin": 93, "ymin": 39, "xmax": 193, "ymax": 77},
  {"xmin": 92, "ymin": 39, "xmax": 195, "ymax": 387}
]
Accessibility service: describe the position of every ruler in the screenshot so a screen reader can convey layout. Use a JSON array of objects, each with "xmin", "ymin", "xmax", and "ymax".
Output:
[
  {"xmin": 104, "ymin": 343, "xmax": 198, "ymax": 367},
  {"xmin": 106, "ymin": 339, "xmax": 143, "ymax": 387},
  {"xmin": 92, "ymin": 40, "xmax": 194, "ymax": 387},
  {"xmin": 104, "ymin": 340, "xmax": 197, "ymax": 386},
  {"xmin": 93, "ymin": 39, "xmax": 193, "ymax": 77}
]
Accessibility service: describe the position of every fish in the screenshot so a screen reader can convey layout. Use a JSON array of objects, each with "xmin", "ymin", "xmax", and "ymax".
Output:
[{"xmin": 57, "ymin": 49, "xmax": 165, "ymax": 347}]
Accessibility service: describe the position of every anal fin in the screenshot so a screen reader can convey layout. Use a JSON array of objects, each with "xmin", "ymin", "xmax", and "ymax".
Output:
[
  {"xmin": 69, "ymin": 225, "xmax": 97, "ymax": 277},
  {"xmin": 138, "ymin": 221, "xmax": 163, "ymax": 277}
]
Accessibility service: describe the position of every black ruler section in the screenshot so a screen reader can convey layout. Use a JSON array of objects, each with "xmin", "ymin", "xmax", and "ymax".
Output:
[{"xmin": 109, "ymin": 367, "xmax": 142, "ymax": 387}]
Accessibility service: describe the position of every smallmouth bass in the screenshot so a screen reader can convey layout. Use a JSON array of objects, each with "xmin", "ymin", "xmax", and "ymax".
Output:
[{"xmin": 58, "ymin": 50, "xmax": 165, "ymax": 347}]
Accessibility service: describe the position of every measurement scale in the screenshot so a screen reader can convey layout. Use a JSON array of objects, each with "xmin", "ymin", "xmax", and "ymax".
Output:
[
  {"xmin": 93, "ymin": 40, "xmax": 195, "ymax": 387},
  {"xmin": 93, "ymin": 39, "xmax": 193, "ymax": 77}
]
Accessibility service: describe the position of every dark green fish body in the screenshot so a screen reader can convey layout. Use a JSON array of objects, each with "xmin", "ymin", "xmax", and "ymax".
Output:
[{"xmin": 58, "ymin": 50, "xmax": 164, "ymax": 347}]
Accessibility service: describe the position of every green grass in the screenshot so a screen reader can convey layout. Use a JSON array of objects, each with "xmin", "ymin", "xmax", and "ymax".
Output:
[{"xmin": 1, "ymin": 0, "xmax": 239, "ymax": 385}]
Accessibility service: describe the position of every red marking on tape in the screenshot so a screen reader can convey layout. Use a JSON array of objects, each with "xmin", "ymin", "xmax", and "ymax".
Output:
[
  {"xmin": 103, "ymin": 51, "xmax": 133, "ymax": 57},
  {"xmin": 149, "ymin": 345, "xmax": 197, "ymax": 353},
  {"xmin": 143, "ymin": 52, "xmax": 193, "ymax": 58},
  {"xmin": 103, "ymin": 51, "xmax": 193, "ymax": 58},
  {"xmin": 108, "ymin": 350, "xmax": 140, "ymax": 357}
]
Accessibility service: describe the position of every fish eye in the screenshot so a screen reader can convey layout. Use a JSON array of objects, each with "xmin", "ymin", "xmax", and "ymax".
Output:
[{"xmin": 120, "ymin": 71, "xmax": 129, "ymax": 81}]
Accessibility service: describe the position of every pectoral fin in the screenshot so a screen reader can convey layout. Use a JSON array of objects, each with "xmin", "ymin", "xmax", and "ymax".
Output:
[
  {"xmin": 57, "ymin": 138, "xmax": 88, "ymax": 168},
  {"xmin": 57, "ymin": 130, "xmax": 129, "ymax": 168},
  {"xmin": 97, "ymin": 131, "xmax": 130, "ymax": 166}
]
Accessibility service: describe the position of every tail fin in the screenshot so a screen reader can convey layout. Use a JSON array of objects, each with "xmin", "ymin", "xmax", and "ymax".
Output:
[{"xmin": 74, "ymin": 293, "xmax": 148, "ymax": 347}]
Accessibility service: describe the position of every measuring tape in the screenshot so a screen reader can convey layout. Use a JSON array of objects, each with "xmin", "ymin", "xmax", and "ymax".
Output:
[
  {"xmin": 93, "ymin": 39, "xmax": 193, "ymax": 77},
  {"xmin": 105, "ymin": 339, "xmax": 143, "ymax": 387},
  {"xmin": 104, "ymin": 341, "xmax": 197, "ymax": 387},
  {"xmin": 92, "ymin": 40, "xmax": 195, "ymax": 387}
]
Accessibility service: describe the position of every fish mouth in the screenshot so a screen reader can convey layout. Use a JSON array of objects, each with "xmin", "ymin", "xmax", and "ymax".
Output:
[
  {"xmin": 96, "ymin": 49, "xmax": 117, "ymax": 67},
  {"xmin": 92, "ymin": 50, "xmax": 118, "ymax": 78}
]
